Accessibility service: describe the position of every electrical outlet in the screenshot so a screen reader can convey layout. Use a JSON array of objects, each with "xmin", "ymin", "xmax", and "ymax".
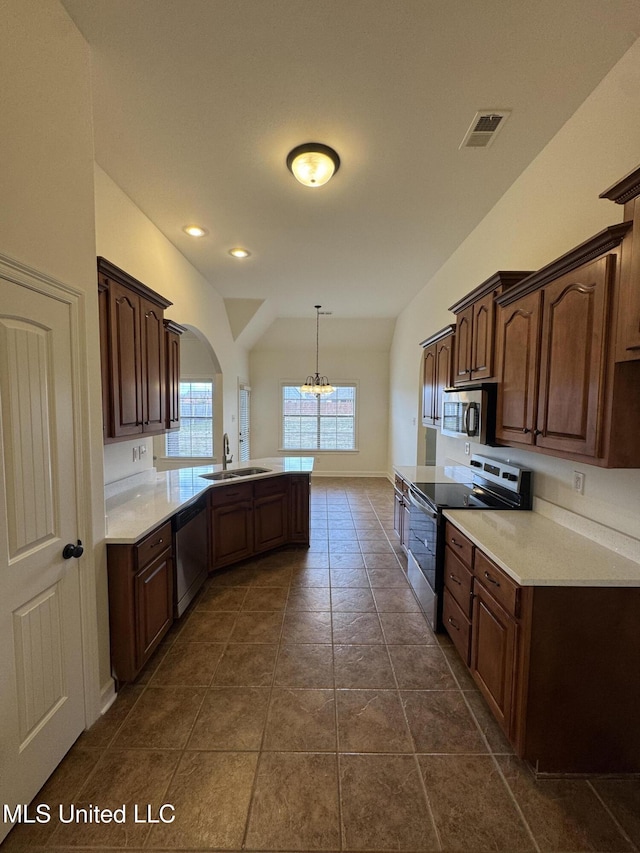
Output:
[
  {"xmin": 464, "ymin": 442, "xmax": 470, "ymax": 455},
  {"xmin": 573, "ymin": 471, "xmax": 585, "ymax": 494},
  {"xmin": 132, "ymin": 446, "xmax": 139, "ymax": 462},
  {"xmin": 139, "ymin": 444, "xmax": 147, "ymax": 458}
]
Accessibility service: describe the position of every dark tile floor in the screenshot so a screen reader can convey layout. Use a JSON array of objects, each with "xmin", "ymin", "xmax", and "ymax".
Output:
[{"xmin": 3, "ymin": 477, "xmax": 640, "ymax": 852}]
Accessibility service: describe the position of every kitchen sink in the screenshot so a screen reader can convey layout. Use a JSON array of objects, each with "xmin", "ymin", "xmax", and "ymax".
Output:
[{"xmin": 200, "ymin": 466, "xmax": 272, "ymax": 481}]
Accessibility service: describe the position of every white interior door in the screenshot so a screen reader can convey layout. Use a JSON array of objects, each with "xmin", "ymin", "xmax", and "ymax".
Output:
[{"xmin": 0, "ymin": 277, "xmax": 86, "ymax": 842}]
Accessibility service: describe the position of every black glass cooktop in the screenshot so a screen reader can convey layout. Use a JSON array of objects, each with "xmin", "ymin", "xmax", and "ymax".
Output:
[{"xmin": 412, "ymin": 481, "xmax": 513, "ymax": 510}]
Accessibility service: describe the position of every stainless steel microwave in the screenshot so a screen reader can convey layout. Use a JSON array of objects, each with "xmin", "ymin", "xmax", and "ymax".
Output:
[{"xmin": 440, "ymin": 386, "xmax": 495, "ymax": 444}]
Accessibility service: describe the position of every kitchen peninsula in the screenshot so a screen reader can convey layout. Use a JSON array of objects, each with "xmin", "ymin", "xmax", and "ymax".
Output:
[{"xmin": 105, "ymin": 458, "xmax": 313, "ymax": 682}]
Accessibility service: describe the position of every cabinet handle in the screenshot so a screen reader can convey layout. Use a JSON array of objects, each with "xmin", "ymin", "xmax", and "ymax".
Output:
[
  {"xmin": 449, "ymin": 573, "xmax": 462, "ymax": 585},
  {"xmin": 150, "ymin": 537, "xmax": 164, "ymax": 548},
  {"xmin": 484, "ymin": 570, "xmax": 500, "ymax": 587},
  {"xmin": 447, "ymin": 616, "xmax": 460, "ymax": 631},
  {"xmin": 451, "ymin": 538, "xmax": 464, "ymax": 549}
]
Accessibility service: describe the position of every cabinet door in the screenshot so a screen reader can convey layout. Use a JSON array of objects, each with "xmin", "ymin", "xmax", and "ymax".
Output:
[
  {"xmin": 495, "ymin": 292, "xmax": 541, "ymax": 446},
  {"xmin": 434, "ymin": 336, "xmax": 454, "ymax": 422},
  {"xmin": 453, "ymin": 306, "xmax": 473, "ymax": 385},
  {"xmin": 211, "ymin": 502, "xmax": 254, "ymax": 568},
  {"xmin": 422, "ymin": 344, "xmax": 437, "ymax": 424},
  {"xmin": 135, "ymin": 550, "xmax": 173, "ymax": 668},
  {"xmin": 165, "ymin": 328, "xmax": 181, "ymax": 430},
  {"xmin": 535, "ymin": 255, "xmax": 611, "ymax": 457},
  {"xmin": 98, "ymin": 280, "xmax": 112, "ymax": 441},
  {"xmin": 254, "ymin": 492, "xmax": 288, "ymax": 552},
  {"xmin": 289, "ymin": 475, "xmax": 310, "ymax": 544},
  {"xmin": 141, "ymin": 298, "xmax": 166, "ymax": 435},
  {"xmin": 470, "ymin": 292, "xmax": 495, "ymax": 380},
  {"xmin": 470, "ymin": 581, "xmax": 517, "ymax": 736},
  {"xmin": 109, "ymin": 281, "xmax": 143, "ymax": 437}
]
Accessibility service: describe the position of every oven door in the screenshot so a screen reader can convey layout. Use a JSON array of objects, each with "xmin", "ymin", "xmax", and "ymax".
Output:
[{"xmin": 407, "ymin": 488, "xmax": 438, "ymax": 630}]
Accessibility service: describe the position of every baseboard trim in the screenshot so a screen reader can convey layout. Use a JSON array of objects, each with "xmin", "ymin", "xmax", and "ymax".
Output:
[{"xmin": 100, "ymin": 678, "xmax": 117, "ymax": 715}]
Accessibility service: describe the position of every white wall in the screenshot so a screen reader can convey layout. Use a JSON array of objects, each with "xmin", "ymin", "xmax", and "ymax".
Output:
[
  {"xmin": 389, "ymin": 38, "xmax": 640, "ymax": 539},
  {"xmin": 0, "ymin": 0, "xmax": 107, "ymax": 709},
  {"xmin": 96, "ymin": 166, "xmax": 250, "ymax": 484},
  {"xmin": 251, "ymin": 318, "xmax": 391, "ymax": 475}
]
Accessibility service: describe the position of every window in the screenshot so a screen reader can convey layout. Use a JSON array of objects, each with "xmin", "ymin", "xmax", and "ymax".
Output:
[
  {"xmin": 166, "ymin": 380, "xmax": 214, "ymax": 457},
  {"xmin": 281, "ymin": 383, "xmax": 357, "ymax": 450},
  {"xmin": 238, "ymin": 384, "xmax": 251, "ymax": 462}
]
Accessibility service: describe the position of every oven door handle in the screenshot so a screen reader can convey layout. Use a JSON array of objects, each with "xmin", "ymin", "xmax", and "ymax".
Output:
[{"xmin": 408, "ymin": 488, "xmax": 437, "ymax": 518}]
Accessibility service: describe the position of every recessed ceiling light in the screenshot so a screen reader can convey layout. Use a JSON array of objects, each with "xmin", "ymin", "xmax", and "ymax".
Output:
[
  {"xmin": 229, "ymin": 247, "xmax": 251, "ymax": 259},
  {"xmin": 183, "ymin": 225, "xmax": 208, "ymax": 237}
]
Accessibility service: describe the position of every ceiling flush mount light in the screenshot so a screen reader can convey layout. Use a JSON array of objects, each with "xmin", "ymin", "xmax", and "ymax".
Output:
[
  {"xmin": 287, "ymin": 143, "xmax": 340, "ymax": 188},
  {"xmin": 228, "ymin": 247, "xmax": 251, "ymax": 259},
  {"xmin": 300, "ymin": 305, "xmax": 335, "ymax": 397},
  {"xmin": 183, "ymin": 225, "xmax": 208, "ymax": 237}
]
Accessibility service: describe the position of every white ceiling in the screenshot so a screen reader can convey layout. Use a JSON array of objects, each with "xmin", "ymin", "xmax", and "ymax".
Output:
[{"xmin": 62, "ymin": 0, "xmax": 640, "ymax": 324}]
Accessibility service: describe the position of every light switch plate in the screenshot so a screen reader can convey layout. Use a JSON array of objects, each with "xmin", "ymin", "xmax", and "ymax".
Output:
[{"xmin": 573, "ymin": 471, "xmax": 585, "ymax": 494}]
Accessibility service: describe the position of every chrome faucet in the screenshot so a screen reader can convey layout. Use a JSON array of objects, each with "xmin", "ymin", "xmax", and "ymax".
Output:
[{"xmin": 222, "ymin": 433, "xmax": 233, "ymax": 470}]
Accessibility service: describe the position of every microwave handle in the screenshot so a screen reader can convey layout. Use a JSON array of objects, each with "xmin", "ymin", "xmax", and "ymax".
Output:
[
  {"xmin": 467, "ymin": 402, "xmax": 479, "ymax": 437},
  {"xmin": 463, "ymin": 404, "xmax": 471, "ymax": 435}
]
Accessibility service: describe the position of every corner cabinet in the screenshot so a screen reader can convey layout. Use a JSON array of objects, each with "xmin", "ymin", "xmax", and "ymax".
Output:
[
  {"xmin": 495, "ymin": 223, "xmax": 640, "ymax": 466},
  {"xmin": 449, "ymin": 271, "xmax": 532, "ymax": 386},
  {"xmin": 107, "ymin": 520, "xmax": 174, "ymax": 683},
  {"xmin": 421, "ymin": 325, "xmax": 455, "ymax": 426},
  {"xmin": 209, "ymin": 473, "xmax": 311, "ymax": 570},
  {"xmin": 98, "ymin": 257, "xmax": 176, "ymax": 443},
  {"xmin": 444, "ymin": 520, "xmax": 640, "ymax": 774}
]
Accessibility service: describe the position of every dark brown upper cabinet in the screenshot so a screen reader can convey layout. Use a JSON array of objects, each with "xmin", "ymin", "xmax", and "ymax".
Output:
[
  {"xmin": 164, "ymin": 319, "xmax": 185, "ymax": 432},
  {"xmin": 449, "ymin": 271, "xmax": 532, "ymax": 386},
  {"xmin": 98, "ymin": 257, "xmax": 172, "ymax": 443},
  {"xmin": 600, "ymin": 163, "xmax": 640, "ymax": 362},
  {"xmin": 421, "ymin": 325, "xmax": 455, "ymax": 426},
  {"xmin": 495, "ymin": 222, "xmax": 640, "ymax": 466}
]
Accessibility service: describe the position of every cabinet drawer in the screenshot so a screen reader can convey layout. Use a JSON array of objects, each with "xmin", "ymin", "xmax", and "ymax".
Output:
[
  {"xmin": 474, "ymin": 549, "xmax": 520, "ymax": 617},
  {"xmin": 135, "ymin": 521, "xmax": 172, "ymax": 568},
  {"xmin": 209, "ymin": 482, "xmax": 253, "ymax": 507},
  {"xmin": 254, "ymin": 475, "xmax": 287, "ymax": 498},
  {"xmin": 443, "ymin": 589, "xmax": 471, "ymax": 665},
  {"xmin": 444, "ymin": 546, "xmax": 474, "ymax": 618},
  {"xmin": 444, "ymin": 521, "xmax": 474, "ymax": 569}
]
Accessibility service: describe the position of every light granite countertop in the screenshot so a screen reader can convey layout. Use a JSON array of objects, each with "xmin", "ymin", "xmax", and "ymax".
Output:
[
  {"xmin": 393, "ymin": 463, "xmax": 473, "ymax": 485},
  {"xmin": 443, "ymin": 509, "xmax": 640, "ymax": 587},
  {"xmin": 105, "ymin": 457, "xmax": 314, "ymax": 544}
]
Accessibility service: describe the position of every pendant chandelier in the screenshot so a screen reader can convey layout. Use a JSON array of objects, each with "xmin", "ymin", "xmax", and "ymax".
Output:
[{"xmin": 300, "ymin": 305, "xmax": 335, "ymax": 397}]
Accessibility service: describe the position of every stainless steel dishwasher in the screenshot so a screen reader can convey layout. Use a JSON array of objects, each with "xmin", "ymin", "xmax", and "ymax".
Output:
[{"xmin": 173, "ymin": 494, "xmax": 208, "ymax": 617}]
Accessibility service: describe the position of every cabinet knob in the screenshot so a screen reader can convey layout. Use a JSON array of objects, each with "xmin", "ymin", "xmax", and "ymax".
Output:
[
  {"xmin": 534, "ymin": 429, "xmax": 542, "ymax": 436},
  {"xmin": 521, "ymin": 428, "xmax": 530, "ymax": 434}
]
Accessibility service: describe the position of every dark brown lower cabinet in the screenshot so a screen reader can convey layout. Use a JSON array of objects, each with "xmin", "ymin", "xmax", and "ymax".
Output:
[
  {"xmin": 210, "ymin": 483, "xmax": 254, "ymax": 569},
  {"xmin": 470, "ymin": 580, "xmax": 517, "ymax": 736},
  {"xmin": 254, "ymin": 478, "xmax": 288, "ymax": 553},
  {"xmin": 107, "ymin": 520, "xmax": 174, "ymax": 683},
  {"xmin": 444, "ymin": 520, "xmax": 640, "ymax": 774},
  {"xmin": 209, "ymin": 474, "xmax": 311, "ymax": 571}
]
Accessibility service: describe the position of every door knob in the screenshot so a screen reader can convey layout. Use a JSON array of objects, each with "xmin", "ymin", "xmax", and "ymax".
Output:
[{"xmin": 62, "ymin": 540, "xmax": 84, "ymax": 559}]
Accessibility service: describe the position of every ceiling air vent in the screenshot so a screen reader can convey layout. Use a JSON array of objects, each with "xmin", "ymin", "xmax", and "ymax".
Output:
[{"xmin": 459, "ymin": 110, "xmax": 511, "ymax": 149}]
